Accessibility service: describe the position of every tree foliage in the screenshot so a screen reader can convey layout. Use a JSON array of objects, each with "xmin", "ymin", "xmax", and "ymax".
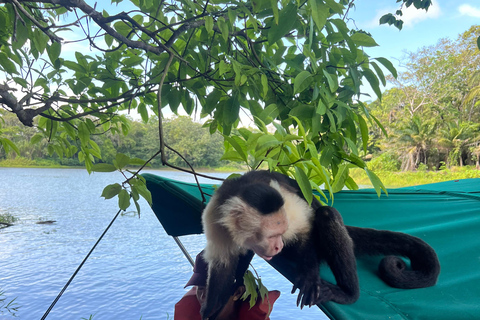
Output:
[
  {"xmin": 0, "ymin": 0, "xmax": 433, "ymax": 208},
  {"xmin": 368, "ymin": 26, "xmax": 480, "ymax": 170}
]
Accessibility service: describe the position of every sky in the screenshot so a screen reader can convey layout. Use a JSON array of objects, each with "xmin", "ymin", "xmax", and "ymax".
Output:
[{"xmin": 349, "ymin": 0, "xmax": 479, "ymax": 69}]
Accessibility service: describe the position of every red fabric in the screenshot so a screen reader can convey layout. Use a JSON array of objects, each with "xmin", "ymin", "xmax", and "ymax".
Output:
[
  {"xmin": 238, "ymin": 290, "xmax": 281, "ymax": 320},
  {"xmin": 174, "ymin": 288, "xmax": 201, "ymax": 320},
  {"xmin": 174, "ymin": 288, "xmax": 281, "ymax": 320}
]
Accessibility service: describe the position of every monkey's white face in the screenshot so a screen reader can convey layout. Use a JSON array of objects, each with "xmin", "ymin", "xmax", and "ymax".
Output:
[{"xmin": 245, "ymin": 209, "xmax": 288, "ymax": 261}]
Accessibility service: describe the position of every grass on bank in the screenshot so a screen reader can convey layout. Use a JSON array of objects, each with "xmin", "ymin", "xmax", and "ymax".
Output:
[
  {"xmin": 2, "ymin": 157, "xmax": 479, "ymax": 188},
  {"xmin": 350, "ymin": 166, "xmax": 480, "ymax": 188},
  {"xmin": 0, "ymin": 157, "xmax": 64, "ymax": 168}
]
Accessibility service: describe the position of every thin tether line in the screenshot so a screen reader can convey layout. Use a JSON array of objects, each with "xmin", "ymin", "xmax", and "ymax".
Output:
[{"xmin": 41, "ymin": 209, "xmax": 123, "ymax": 320}]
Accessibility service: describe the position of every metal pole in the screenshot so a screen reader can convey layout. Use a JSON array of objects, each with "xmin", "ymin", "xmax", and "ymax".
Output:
[{"xmin": 173, "ymin": 236, "xmax": 194, "ymax": 266}]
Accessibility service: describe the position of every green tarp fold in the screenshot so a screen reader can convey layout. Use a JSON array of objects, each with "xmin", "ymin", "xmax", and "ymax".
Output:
[{"xmin": 144, "ymin": 174, "xmax": 480, "ymax": 320}]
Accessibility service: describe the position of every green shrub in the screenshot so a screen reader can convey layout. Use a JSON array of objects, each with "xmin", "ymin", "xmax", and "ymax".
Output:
[
  {"xmin": 417, "ymin": 163, "xmax": 428, "ymax": 172},
  {"xmin": 367, "ymin": 152, "xmax": 401, "ymax": 172}
]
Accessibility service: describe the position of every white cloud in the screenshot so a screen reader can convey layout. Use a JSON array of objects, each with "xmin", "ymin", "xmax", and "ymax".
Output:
[
  {"xmin": 458, "ymin": 4, "xmax": 480, "ymax": 18},
  {"xmin": 401, "ymin": 2, "xmax": 442, "ymax": 27},
  {"xmin": 364, "ymin": 1, "xmax": 442, "ymax": 29}
]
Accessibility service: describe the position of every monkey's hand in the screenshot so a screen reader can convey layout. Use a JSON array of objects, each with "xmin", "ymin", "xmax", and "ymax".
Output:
[
  {"xmin": 291, "ymin": 273, "xmax": 322, "ymax": 309},
  {"xmin": 200, "ymin": 300, "xmax": 221, "ymax": 320}
]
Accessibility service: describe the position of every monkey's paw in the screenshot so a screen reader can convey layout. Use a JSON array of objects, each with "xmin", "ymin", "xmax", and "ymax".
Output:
[{"xmin": 291, "ymin": 275, "xmax": 323, "ymax": 309}]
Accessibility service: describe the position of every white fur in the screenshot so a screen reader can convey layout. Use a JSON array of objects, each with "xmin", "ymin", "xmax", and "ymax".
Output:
[
  {"xmin": 202, "ymin": 194, "xmax": 247, "ymax": 267},
  {"xmin": 269, "ymin": 180, "xmax": 313, "ymax": 244}
]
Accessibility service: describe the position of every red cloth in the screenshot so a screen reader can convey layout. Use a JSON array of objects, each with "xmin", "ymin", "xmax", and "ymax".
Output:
[{"xmin": 174, "ymin": 288, "xmax": 281, "ymax": 320}]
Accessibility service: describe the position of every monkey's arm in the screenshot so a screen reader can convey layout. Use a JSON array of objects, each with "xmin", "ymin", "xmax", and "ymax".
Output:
[
  {"xmin": 200, "ymin": 251, "xmax": 254, "ymax": 320},
  {"xmin": 298, "ymin": 206, "xmax": 360, "ymax": 305},
  {"xmin": 201, "ymin": 259, "xmax": 237, "ymax": 319}
]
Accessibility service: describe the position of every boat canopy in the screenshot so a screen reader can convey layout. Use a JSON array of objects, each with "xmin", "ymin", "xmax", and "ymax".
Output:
[{"xmin": 143, "ymin": 173, "xmax": 480, "ymax": 320}]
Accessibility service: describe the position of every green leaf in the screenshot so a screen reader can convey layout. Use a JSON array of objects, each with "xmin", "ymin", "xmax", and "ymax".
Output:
[
  {"xmin": 344, "ymin": 176, "xmax": 359, "ymax": 190},
  {"xmin": 47, "ymin": 42, "xmax": 61, "ymax": 65},
  {"xmin": 30, "ymin": 134, "xmax": 43, "ymax": 145},
  {"xmin": 351, "ymin": 33, "xmax": 378, "ymax": 47},
  {"xmin": 13, "ymin": 77, "xmax": 28, "ymax": 88},
  {"xmin": 224, "ymin": 92, "xmax": 240, "ymax": 125},
  {"xmin": 114, "ymin": 21, "xmax": 131, "ymax": 37},
  {"xmin": 317, "ymin": 99, "xmax": 327, "ymax": 115},
  {"xmin": 92, "ymin": 163, "xmax": 117, "ymax": 172},
  {"xmin": 331, "ymin": 164, "xmax": 348, "ymax": 193},
  {"xmin": 365, "ymin": 168, "xmax": 387, "ymax": 197},
  {"xmin": 362, "ymin": 68, "xmax": 382, "ymax": 100},
  {"xmin": 0, "ymin": 53, "xmax": 18, "ymax": 74},
  {"xmin": 1, "ymin": 138, "xmax": 20, "ymax": 155},
  {"xmin": 118, "ymin": 189, "xmax": 131, "ymax": 210},
  {"xmin": 219, "ymin": 60, "xmax": 228, "ymax": 76},
  {"xmin": 101, "ymin": 183, "xmax": 122, "ymax": 199},
  {"xmin": 379, "ymin": 13, "xmax": 394, "ymax": 25},
  {"xmin": 268, "ymin": 3, "xmax": 297, "ymax": 45},
  {"xmin": 242, "ymin": 270, "xmax": 259, "ymax": 308},
  {"xmin": 218, "ymin": 17, "xmax": 229, "ymax": 42},
  {"xmin": 105, "ymin": 34, "xmax": 114, "ymax": 47},
  {"xmin": 270, "ymin": 0, "xmax": 279, "ymax": 24},
  {"xmin": 255, "ymin": 135, "xmax": 282, "ymax": 154},
  {"xmin": 221, "ymin": 150, "xmax": 246, "ymax": 162},
  {"xmin": 357, "ymin": 114, "xmax": 369, "ymax": 153},
  {"xmin": 294, "ymin": 166, "xmax": 313, "ymax": 205},
  {"xmin": 122, "ymin": 55, "xmax": 144, "ymax": 67},
  {"xmin": 290, "ymin": 104, "xmax": 314, "ymax": 120},
  {"xmin": 370, "ymin": 61, "xmax": 386, "ymax": 86},
  {"xmin": 138, "ymin": 102, "xmax": 149, "ymax": 122},
  {"xmin": 294, "ymin": 71, "xmax": 313, "ymax": 94},
  {"xmin": 374, "ymin": 57, "xmax": 397, "ymax": 79},
  {"xmin": 224, "ymin": 136, "xmax": 248, "ymax": 162},
  {"xmin": 261, "ymin": 73, "xmax": 268, "ymax": 98},
  {"xmin": 114, "ymin": 153, "xmax": 130, "ymax": 169},
  {"xmin": 205, "ymin": 16, "xmax": 213, "ymax": 34},
  {"xmin": 133, "ymin": 182, "xmax": 152, "ymax": 205},
  {"xmin": 77, "ymin": 122, "xmax": 90, "ymax": 146},
  {"xmin": 477, "ymin": 36, "xmax": 480, "ymax": 51},
  {"xmin": 63, "ymin": 60, "xmax": 85, "ymax": 73},
  {"xmin": 371, "ymin": 114, "xmax": 388, "ymax": 138},
  {"xmin": 309, "ymin": 0, "xmax": 328, "ymax": 32},
  {"xmin": 323, "ymin": 70, "xmax": 338, "ymax": 93},
  {"xmin": 129, "ymin": 157, "xmax": 149, "ymax": 166},
  {"xmin": 259, "ymin": 104, "xmax": 279, "ymax": 123}
]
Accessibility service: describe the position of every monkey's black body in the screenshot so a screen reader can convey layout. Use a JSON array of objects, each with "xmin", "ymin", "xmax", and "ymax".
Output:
[{"xmin": 201, "ymin": 170, "xmax": 440, "ymax": 319}]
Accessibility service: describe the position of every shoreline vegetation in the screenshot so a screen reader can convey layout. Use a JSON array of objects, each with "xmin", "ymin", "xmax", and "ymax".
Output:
[
  {"xmin": 1, "ymin": 157, "xmax": 478, "ymax": 188},
  {"xmin": 350, "ymin": 166, "xmax": 479, "ymax": 188}
]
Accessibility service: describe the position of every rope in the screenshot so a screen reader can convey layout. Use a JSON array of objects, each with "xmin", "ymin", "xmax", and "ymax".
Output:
[{"xmin": 41, "ymin": 209, "xmax": 122, "ymax": 320}]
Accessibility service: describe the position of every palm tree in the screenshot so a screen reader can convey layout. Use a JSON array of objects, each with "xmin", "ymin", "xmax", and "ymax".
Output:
[
  {"xmin": 438, "ymin": 121, "xmax": 479, "ymax": 167},
  {"xmin": 396, "ymin": 116, "xmax": 436, "ymax": 171}
]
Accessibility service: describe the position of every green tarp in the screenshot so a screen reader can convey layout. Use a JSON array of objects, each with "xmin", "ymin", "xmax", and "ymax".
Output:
[{"xmin": 143, "ymin": 174, "xmax": 480, "ymax": 320}]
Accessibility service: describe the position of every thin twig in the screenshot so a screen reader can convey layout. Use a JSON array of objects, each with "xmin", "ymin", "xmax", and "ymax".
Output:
[{"xmin": 157, "ymin": 53, "xmax": 175, "ymax": 165}]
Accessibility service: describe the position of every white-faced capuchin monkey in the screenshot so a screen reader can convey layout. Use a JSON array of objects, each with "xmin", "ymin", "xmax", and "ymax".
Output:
[{"xmin": 200, "ymin": 170, "xmax": 440, "ymax": 319}]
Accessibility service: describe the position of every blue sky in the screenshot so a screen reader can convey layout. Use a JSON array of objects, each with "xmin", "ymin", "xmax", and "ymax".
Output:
[{"xmin": 349, "ymin": 0, "xmax": 480, "ymax": 69}]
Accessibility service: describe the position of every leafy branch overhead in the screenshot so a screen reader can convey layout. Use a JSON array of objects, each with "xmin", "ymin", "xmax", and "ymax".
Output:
[{"xmin": 0, "ymin": 0, "xmax": 434, "ymax": 207}]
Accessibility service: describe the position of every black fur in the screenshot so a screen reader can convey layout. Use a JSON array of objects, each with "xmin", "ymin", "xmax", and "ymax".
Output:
[
  {"xmin": 238, "ymin": 184, "xmax": 284, "ymax": 214},
  {"xmin": 202, "ymin": 170, "xmax": 440, "ymax": 318}
]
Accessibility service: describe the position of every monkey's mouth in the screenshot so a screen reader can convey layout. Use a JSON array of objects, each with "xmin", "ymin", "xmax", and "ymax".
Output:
[{"xmin": 258, "ymin": 254, "xmax": 274, "ymax": 261}]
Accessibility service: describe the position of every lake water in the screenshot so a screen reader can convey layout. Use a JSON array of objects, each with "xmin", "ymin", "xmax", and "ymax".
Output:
[{"xmin": 0, "ymin": 168, "xmax": 327, "ymax": 320}]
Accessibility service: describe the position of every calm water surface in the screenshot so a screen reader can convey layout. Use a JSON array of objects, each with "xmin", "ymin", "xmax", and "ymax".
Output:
[{"xmin": 0, "ymin": 168, "xmax": 327, "ymax": 320}]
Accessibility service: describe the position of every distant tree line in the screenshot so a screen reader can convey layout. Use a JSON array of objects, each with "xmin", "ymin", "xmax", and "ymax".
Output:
[
  {"xmin": 366, "ymin": 25, "xmax": 480, "ymax": 171},
  {"xmin": 0, "ymin": 113, "xmax": 227, "ymax": 169}
]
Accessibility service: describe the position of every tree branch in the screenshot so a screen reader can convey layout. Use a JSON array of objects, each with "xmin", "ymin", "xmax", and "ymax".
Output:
[{"xmin": 8, "ymin": 0, "xmax": 63, "ymax": 42}]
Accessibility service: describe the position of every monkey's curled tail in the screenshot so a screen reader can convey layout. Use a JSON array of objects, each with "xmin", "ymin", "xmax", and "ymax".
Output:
[{"xmin": 347, "ymin": 226, "xmax": 440, "ymax": 289}]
